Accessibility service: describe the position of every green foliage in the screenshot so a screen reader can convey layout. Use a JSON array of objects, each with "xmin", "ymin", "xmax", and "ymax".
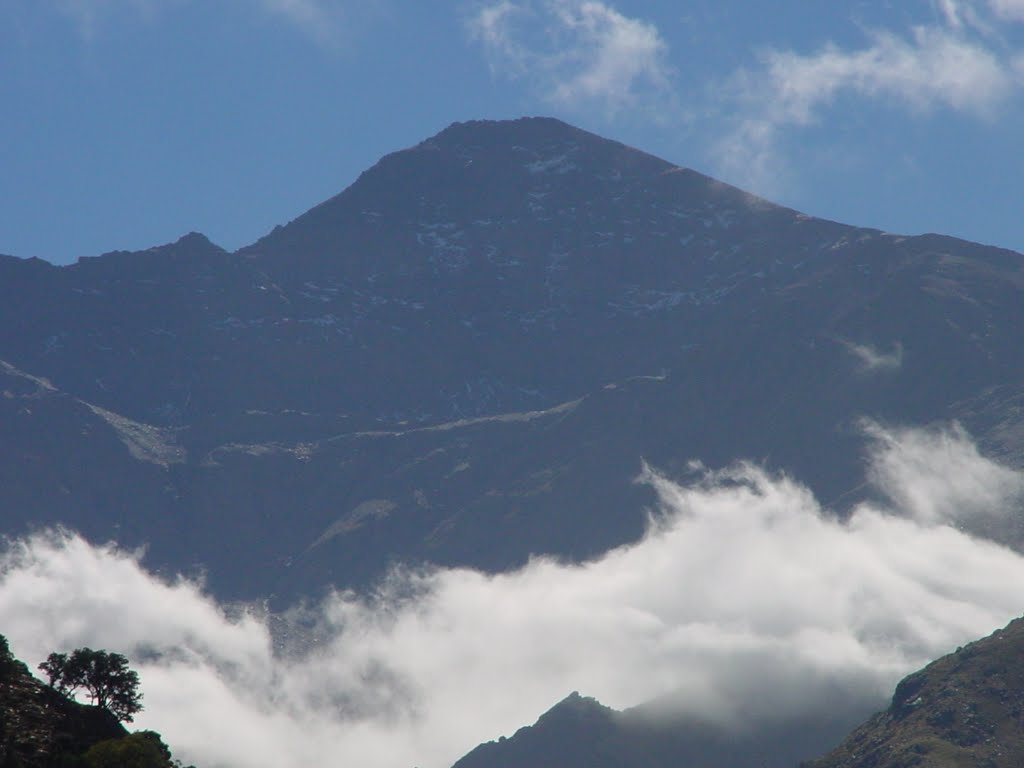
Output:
[
  {"xmin": 0, "ymin": 633, "xmax": 18, "ymax": 675},
  {"xmin": 39, "ymin": 648, "xmax": 143, "ymax": 723},
  {"xmin": 39, "ymin": 651, "xmax": 71, "ymax": 692},
  {"xmin": 84, "ymin": 732, "xmax": 172, "ymax": 768}
]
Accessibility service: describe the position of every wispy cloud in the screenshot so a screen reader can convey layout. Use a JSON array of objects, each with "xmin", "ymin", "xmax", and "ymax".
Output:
[
  {"xmin": 712, "ymin": 5, "xmax": 1024, "ymax": 193},
  {"xmin": 1, "ymin": 424, "xmax": 1024, "ymax": 767},
  {"xmin": 863, "ymin": 420, "xmax": 1024, "ymax": 529},
  {"xmin": 986, "ymin": 0, "xmax": 1024, "ymax": 22},
  {"xmin": 843, "ymin": 340, "xmax": 904, "ymax": 373},
  {"xmin": 466, "ymin": 0, "xmax": 672, "ymax": 116}
]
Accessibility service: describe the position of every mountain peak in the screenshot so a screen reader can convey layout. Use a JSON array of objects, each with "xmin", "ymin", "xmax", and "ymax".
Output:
[
  {"xmin": 246, "ymin": 116, "xmax": 697, "ymax": 261},
  {"xmin": 412, "ymin": 115, "xmax": 675, "ymax": 178},
  {"xmin": 172, "ymin": 231, "xmax": 219, "ymax": 249},
  {"xmin": 425, "ymin": 116, "xmax": 599, "ymax": 150}
]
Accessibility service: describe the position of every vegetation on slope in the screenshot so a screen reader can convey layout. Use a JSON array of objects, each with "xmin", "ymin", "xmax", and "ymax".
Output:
[
  {"xmin": 0, "ymin": 635, "xmax": 191, "ymax": 768},
  {"xmin": 808, "ymin": 616, "xmax": 1024, "ymax": 768}
]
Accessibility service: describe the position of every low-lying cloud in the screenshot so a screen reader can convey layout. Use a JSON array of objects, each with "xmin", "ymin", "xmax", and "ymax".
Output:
[{"xmin": 2, "ymin": 422, "xmax": 1024, "ymax": 767}]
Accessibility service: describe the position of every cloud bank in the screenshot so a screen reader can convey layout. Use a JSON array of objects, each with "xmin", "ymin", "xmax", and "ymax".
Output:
[
  {"xmin": 2, "ymin": 422, "xmax": 1024, "ymax": 767},
  {"xmin": 467, "ymin": 0, "xmax": 672, "ymax": 115}
]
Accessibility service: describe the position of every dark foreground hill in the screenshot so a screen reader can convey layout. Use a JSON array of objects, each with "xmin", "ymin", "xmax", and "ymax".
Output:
[
  {"xmin": 0, "ymin": 636, "xmax": 188, "ymax": 767},
  {"xmin": 0, "ymin": 643, "xmax": 124, "ymax": 767},
  {"xmin": 2, "ymin": 117, "xmax": 1024, "ymax": 600}
]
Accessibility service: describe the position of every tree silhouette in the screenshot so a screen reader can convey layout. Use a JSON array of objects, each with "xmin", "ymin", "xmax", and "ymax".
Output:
[{"xmin": 39, "ymin": 648, "xmax": 143, "ymax": 723}]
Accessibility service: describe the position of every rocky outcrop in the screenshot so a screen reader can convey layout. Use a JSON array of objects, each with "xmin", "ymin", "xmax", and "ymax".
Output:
[{"xmin": 808, "ymin": 616, "xmax": 1024, "ymax": 768}]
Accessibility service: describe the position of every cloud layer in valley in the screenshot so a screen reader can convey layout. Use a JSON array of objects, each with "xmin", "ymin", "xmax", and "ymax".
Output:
[{"xmin": 2, "ymin": 422, "xmax": 1024, "ymax": 767}]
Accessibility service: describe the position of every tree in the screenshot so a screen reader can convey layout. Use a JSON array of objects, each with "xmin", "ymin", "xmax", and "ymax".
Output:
[
  {"xmin": 38, "ymin": 651, "xmax": 71, "ymax": 692},
  {"xmin": 39, "ymin": 647, "xmax": 143, "ymax": 723}
]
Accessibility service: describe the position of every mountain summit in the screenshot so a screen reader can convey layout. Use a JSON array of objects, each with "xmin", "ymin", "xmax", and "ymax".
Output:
[{"xmin": 1, "ymin": 117, "xmax": 1023, "ymax": 599}]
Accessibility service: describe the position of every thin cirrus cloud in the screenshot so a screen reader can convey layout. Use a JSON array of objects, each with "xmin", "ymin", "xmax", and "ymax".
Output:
[
  {"xmin": 466, "ymin": 0, "xmax": 672, "ymax": 115},
  {"xmin": 2, "ymin": 422, "xmax": 1024, "ymax": 767}
]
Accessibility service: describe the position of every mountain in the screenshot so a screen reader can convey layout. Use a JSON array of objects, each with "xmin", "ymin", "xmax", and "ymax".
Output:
[
  {"xmin": 2, "ymin": 117, "xmax": 1024, "ymax": 601},
  {"xmin": 452, "ymin": 691, "xmax": 862, "ymax": 768},
  {"xmin": 808, "ymin": 616, "xmax": 1024, "ymax": 768},
  {"xmin": 453, "ymin": 615, "xmax": 1024, "ymax": 768}
]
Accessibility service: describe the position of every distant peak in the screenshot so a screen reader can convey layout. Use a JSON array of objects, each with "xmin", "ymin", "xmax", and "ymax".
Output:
[
  {"xmin": 175, "ymin": 231, "xmax": 215, "ymax": 247},
  {"xmin": 73, "ymin": 231, "xmax": 226, "ymax": 269},
  {"xmin": 147, "ymin": 231, "xmax": 226, "ymax": 256}
]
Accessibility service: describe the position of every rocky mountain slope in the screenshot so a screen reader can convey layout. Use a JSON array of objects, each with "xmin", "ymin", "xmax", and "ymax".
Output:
[
  {"xmin": 2, "ymin": 117, "xmax": 1024, "ymax": 600},
  {"xmin": 808, "ymin": 616, "xmax": 1024, "ymax": 768}
]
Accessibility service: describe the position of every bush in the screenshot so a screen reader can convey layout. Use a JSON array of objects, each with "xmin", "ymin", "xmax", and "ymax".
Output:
[{"xmin": 83, "ymin": 732, "xmax": 172, "ymax": 768}]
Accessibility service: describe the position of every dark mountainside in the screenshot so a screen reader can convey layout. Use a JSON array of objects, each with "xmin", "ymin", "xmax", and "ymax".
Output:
[
  {"xmin": 807, "ymin": 616, "xmax": 1024, "ymax": 768},
  {"xmin": 2, "ymin": 117, "xmax": 1024, "ymax": 604},
  {"xmin": 452, "ymin": 691, "xmax": 863, "ymax": 768}
]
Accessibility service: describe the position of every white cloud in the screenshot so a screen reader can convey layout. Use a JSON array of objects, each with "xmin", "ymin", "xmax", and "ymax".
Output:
[
  {"xmin": 467, "ymin": 0, "xmax": 671, "ymax": 115},
  {"xmin": 843, "ymin": 340, "xmax": 903, "ymax": 372},
  {"xmin": 714, "ymin": 23, "xmax": 1016, "ymax": 191},
  {"xmin": 469, "ymin": 1, "xmax": 531, "ymax": 74},
  {"xmin": 863, "ymin": 420, "xmax": 1024, "ymax": 528},
  {"xmin": 765, "ymin": 27, "xmax": 1010, "ymax": 118},
  {"xmin": 1, "ymin": 424, "xmax": 1024, "ymax": 768},
  {"xmin": 988, "ymin": 0, "xmax": 1024, "ymax": 21},
  {"xmin": 936, "ymin": 0, "xmax": 968, "ymax": 28}
]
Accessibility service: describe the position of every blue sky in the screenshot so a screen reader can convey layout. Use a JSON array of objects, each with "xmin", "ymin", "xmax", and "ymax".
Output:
[{"xmin": 3, "ymin": 0, "xmax": 1024, "ymax": 264}]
